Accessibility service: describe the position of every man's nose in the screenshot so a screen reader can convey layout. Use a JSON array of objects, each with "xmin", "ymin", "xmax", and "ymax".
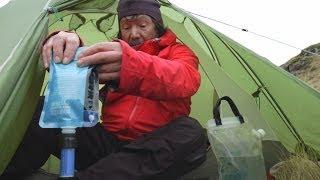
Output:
[{"xmin": 130, "ymin": 27, "xmax": 141, "ymax": 39}]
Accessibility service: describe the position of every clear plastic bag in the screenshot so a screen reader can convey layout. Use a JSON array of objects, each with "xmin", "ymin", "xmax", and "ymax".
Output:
[
  {"xmin": 39, "ymin": 47, "xmax": 99, "ymax": 128},
  {"xmin": 207, "ymin": 96, "xmax": 266, "ymax": 180}
]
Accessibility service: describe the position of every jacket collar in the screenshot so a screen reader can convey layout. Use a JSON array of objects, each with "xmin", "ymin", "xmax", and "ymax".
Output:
[
  {"xmin": 158, "ymin": 29, "xmax": 177, "ymax": 48},
  {"xmin": 134, "ymin": 29, "xmax": 177, "ymax": 55}
]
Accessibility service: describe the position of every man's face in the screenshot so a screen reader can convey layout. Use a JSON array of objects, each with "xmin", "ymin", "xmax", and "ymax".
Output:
[{"xmin": 120, "ymin": 15, "xmax": 158, "ymax": 47}]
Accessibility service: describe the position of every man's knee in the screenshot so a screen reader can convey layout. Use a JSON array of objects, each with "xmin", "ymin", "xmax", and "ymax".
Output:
[
  {"xmin": 174, "ymin": 116, "xmax": 204, "ymax": 129},
  {"xmin": 168, "ymin": 116, "xmax": 206, "ymax": 140}
]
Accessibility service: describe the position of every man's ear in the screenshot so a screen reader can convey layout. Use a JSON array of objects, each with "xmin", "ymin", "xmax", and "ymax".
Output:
[
  {"xmin": 117, "ymin": 31, "xmax": 122, "ymax": 39},
  {"xmin": 154, "ymin": 22, "xmax": 166, "ymax": 37}
]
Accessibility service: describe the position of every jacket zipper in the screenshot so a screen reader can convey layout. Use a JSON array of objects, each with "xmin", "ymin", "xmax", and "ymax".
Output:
[{"xmin": 127, "ymin": 97, "xmax": 140, "ymax": 129}]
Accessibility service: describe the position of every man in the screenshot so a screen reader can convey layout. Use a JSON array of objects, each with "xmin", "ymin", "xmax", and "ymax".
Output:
[{"xmin": 2, "ymin": 0, "xmax": 207, "ymax": 179}]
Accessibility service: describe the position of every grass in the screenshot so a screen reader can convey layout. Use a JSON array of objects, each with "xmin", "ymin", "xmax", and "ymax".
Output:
[{"xmin": 270, "ymin": 152, "xmax": 320, "ymax": 180}]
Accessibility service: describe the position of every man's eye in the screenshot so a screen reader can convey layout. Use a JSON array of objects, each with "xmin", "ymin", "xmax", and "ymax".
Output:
[{"xmin": 140, "ymin": 25, "xmax": 146, "ymax": 28}]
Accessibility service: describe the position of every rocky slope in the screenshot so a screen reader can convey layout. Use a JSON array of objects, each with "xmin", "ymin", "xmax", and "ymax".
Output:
[{"xmin": 281, "ymin": 43, "xmax": 320, "ymax": 91}]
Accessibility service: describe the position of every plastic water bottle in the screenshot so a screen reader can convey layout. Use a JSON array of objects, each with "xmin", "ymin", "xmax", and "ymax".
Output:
[{"xmin": 208, "ymin": 118, "xmax": 267, "ymax": 180}]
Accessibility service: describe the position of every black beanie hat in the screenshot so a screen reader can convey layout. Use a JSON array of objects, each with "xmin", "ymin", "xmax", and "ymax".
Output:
[{"xmin": 117, "ymin": 0, "xmax": 162, "ymax": 24}]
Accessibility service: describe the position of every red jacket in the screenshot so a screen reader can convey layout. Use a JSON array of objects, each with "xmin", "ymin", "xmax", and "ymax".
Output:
[{"xmin": 101, "ymin": 29, "xmax": 201, "ymax": 141}]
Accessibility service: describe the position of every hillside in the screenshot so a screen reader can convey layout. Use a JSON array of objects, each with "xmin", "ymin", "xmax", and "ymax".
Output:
[{"xmin": 281, "ymin": 43, "xmax": 320, "ymax": 91}]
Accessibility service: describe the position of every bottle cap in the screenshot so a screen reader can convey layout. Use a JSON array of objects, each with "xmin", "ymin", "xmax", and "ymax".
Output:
[
  {"xmin": 257, "ymin": 129, "xmax": 266, "ymax": 138},
  {"xmin": 252, "ymin": 129, "xmax": 266, "ymax": 139}
]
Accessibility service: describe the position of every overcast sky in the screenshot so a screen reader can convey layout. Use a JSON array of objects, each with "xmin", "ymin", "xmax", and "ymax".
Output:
[
  {"xmin": 0, "ymin": 0, "xmax": 9, "ymax": 8},
  {"xmin": 170, "ymin": 0, "xmax": 320, "ymax": 65}
]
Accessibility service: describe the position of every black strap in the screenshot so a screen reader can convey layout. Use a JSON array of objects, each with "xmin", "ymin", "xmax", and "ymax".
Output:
[{"xmin": 213, "ymin": 96, "xmax": 244, "ymax": 126}]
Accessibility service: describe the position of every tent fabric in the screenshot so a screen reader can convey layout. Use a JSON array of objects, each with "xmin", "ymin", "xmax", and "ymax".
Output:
[
  {"xmin": 0, "ymin": 0, "xmax": 319, "ymax": 175},
  {"xmin": 0, "ymin": 0, "xmax": 49, "ymax": 173}
]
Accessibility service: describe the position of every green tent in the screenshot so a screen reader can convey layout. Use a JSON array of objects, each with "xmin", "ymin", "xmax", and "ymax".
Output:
[{"xmin": 1, "ymin": 0, "xmax": 319, "ymax": 177}]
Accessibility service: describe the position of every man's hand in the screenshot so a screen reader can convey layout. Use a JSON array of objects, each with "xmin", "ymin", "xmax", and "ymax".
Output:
[
  {"xmin": 42, "ymin": 31, "xmax": 80, "ymax": 68},
  {"xmin": 78, "ymin": 42, "xmax": 122, "ymax": 84}
]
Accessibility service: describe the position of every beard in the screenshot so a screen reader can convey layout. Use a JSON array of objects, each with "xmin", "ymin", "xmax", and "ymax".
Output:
[{"xmin": 129, "ymin": 39, "xmax": 144, "ymax": 47}]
